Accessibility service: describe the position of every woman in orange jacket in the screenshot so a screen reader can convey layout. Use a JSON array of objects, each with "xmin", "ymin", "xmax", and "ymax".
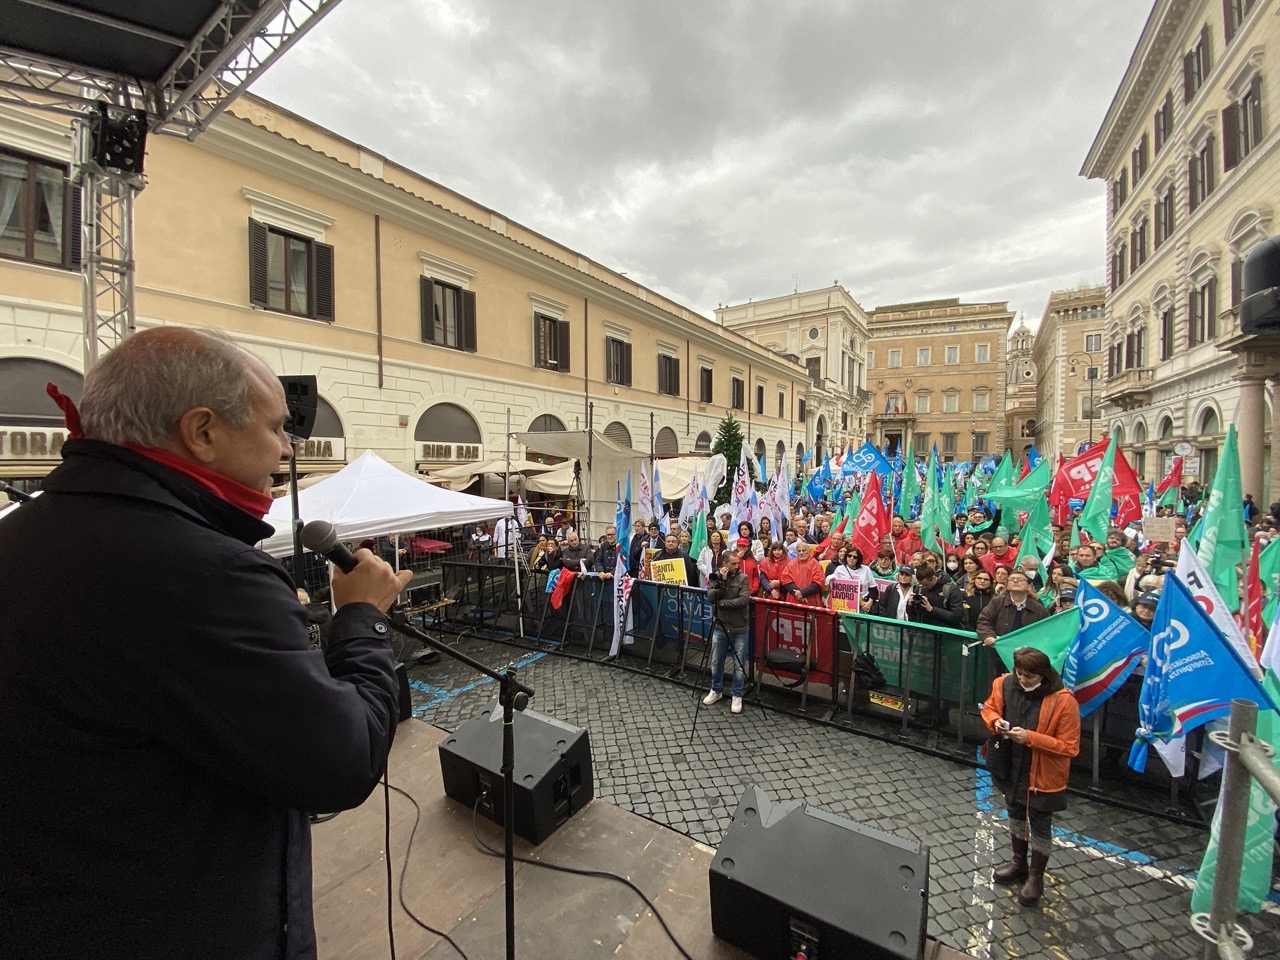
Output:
[{"xmin": 980, "ymin": 646, "xmax": 1081, "ymax": 908}]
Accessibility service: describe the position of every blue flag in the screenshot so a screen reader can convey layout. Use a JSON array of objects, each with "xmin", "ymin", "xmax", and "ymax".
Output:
[
  {"xmin": 758, "ymin": 453, "xmax": 768, "ymax": 483},
  {"xmin": 844, "ymin": 441, "xmax": 893, "ymax": 476},
  {"xmin": 616, "ymin": 478, "xmax": 631, "ymax": 557},
  {"xmin": 801, "ymin": 448, "xmax": 812, "ymax": 465},
  {"xmin": 1062, "ymin": 579, "xmax": 1149, "ymax": 718},
  {"xmin": 652, "ymin": 463, "xmax": 668, "ymax": 534},
  {"xmin": 1128, "ymin": 575, "xmax": 1276, "ymax": 772},
  {"xmin": 806, "ymin": 470, "xmax": 824, "ymax": 503},
  {"xmin": 841, "ymin": 444, "xmax": 857, "ymax": 477}
]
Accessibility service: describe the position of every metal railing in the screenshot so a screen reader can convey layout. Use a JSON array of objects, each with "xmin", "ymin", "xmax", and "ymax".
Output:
[{"xmin": 1193, "ymin": 699, "xmax": 1280, "ymax": 960}]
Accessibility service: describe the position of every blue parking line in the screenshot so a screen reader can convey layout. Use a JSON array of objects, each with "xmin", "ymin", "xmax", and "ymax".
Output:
[
  {"xmin": 975, "ymin": 748, "xmax": 1154, "ymax": 865},
  {"xmin": 409, "ymin": 650, "xmax": 548, "ymax": 716}
]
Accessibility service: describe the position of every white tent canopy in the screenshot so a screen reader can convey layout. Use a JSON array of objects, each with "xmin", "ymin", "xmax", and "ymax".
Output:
[
  {"xmin": 258, "ymin": 450, "xmax": 513, "ymax": 558},
  {"xmin": 524, "ymin": 455, "xmax": 706, "ymax": 501}
]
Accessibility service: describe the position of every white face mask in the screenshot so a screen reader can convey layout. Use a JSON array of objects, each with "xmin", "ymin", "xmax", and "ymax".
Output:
[
  {"xmin": 946, "ymin": 561, "xmax": 960, "ymax": 571},
  {"xmin": 1019, "ymin": 680, "xmax": 1041, "ymax": 693}
]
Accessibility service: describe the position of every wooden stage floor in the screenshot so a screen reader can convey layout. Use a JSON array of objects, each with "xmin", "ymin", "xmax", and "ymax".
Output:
[{"xmin": 312, "ymin": 717, "xmax": 975, "ymax": 960}]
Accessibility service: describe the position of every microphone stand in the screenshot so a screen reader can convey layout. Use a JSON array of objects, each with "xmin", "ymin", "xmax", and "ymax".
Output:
[{"xmin": 388, "ymin": 612, "xmax": 533, "ymax": 960}]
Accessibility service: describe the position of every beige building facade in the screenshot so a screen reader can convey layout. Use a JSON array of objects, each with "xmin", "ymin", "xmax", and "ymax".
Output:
[
  {"xmin": 1032, "ymin": 286, "xmax": 1110, "ymax": 462},
  {"xmin": 715, "ymin": 286, "xmax": 871, "ymax": 463},
  {"xmin": 1081, "ymin": 0, "xmax": 1280, "ymax": 497},
  {"xmin": 0, "ymin": 97, "xmax": 817, "ymax": 513},
  {"xmin": 866, "ymin": 299, "xmax": 1013, "ymax": 462}
]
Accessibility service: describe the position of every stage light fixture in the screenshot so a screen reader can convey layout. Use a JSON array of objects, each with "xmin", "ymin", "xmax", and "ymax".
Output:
[{"xmin": 89, "ymin": 102, "xmax": 148, "ymax": 176}]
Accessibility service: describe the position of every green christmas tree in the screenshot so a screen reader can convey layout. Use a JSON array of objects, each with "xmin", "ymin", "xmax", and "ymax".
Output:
[{"xmin": 710, "ymin": 415, "xmax": 746, "ymax": 508}]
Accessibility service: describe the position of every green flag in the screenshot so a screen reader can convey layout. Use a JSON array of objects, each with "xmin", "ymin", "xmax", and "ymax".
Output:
[
  {"xmin": 993, "ymin": 608, "xmax": 1078, "ymax": 672},
  {"xmin": 985, "ymin": 450, "xmax": 1016, "ymax": 500},
  {"xmin": 1259, "ymin": 538, "xmax": 1280, "ymax": 626},
  {"xmin": 1157, "ymin": 484, "xmax": 1179, "ymax": 508},
  {"xmin": 920, "ymin": 446, "xmax": 945, "ymax": 547},
  {"xmin": 1069, "ymin": 518, "xmax": 1081, "ymax": 550},
  {"xmin": 690, "ymin": 505, "xmax": 708, "ymax": 568},
  {"xmin": 1196, "ymin": 424, "xmax": 1247, "ymax": 613},
  {"xmin": 1014, "ymin": 493, "xmax": 1053, "ymax": 570},
  {"xmin": 989, "ymin": 457, "xmax": 1052, "ymax": 515},
  {"xmin": 898, "ymin": 441, "xmax": 918, "ymax": 522},
  {"xmin": 1191, "ymin": 669, "xmax": 1280, "ymax": 914},
  {"xmin": 1077, "ymin": 438, "xmax": 1116, "ymax": 542}
]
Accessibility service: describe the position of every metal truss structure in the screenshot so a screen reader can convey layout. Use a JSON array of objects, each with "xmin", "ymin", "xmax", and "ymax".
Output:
[{"xmin": 0, "ymin": 0, "xmax": 344, "ymax": 367}]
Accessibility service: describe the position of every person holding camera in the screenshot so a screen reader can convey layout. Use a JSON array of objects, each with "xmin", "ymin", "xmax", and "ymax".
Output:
[{"xmin": 703, "ymin": 548, "xmax": 751, "ymax": 714}]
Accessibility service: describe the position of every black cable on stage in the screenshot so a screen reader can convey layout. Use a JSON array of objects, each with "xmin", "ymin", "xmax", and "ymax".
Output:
[
  {"xmin": 382, "ymin": 782, "xmax": 471, "ymax": 960},
  {"xmin": 469, "ymin": 793, "xmax": 697, "ymax": 960}
]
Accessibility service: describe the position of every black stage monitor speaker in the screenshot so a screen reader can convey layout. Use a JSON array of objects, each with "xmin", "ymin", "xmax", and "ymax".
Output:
[
  {"xmin": 438, "ymin": 700, "xmax": 593, "ymax": 844},
  {"xmin": 709, "ymin": 785, "xmax": 929, "ymax": 960},
  {"xmin": 278, "ymin": 375, "xmax": 319, "ymax": 441},
  {"xmin": 1241, "ymin": 234, "xmax": 1280, "ymax": 335}
]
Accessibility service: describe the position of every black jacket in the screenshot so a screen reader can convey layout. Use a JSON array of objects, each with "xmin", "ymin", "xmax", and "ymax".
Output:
[
  {"xmin": 873, "ymin": 581, "xmax": 964, "ymax": 629},
  {"xmin": 707, "ymin": 569, "xmax": 751, "ymax": 632},
  {"xmin": 592, "ymin": 540, "xmax": 621, "ymax": 573},
  {"xmin": 0, "ymin": 441, "xmax": 399, "ymax": 960}
]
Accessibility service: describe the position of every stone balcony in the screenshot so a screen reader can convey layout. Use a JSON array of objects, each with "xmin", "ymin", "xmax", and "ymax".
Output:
[{"xmin": 1102, "ymin": 367, "xmax": 1154, "ymax": 411}]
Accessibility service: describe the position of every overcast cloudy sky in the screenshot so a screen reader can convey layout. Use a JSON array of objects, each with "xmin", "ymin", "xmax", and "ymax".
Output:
[{"xmin": 254, "ymin": 0, "xmax": 1152, "ymax": 329}]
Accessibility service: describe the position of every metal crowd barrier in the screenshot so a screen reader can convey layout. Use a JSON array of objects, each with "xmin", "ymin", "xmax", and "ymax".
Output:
[
  {"xmin": 617, "ymin": 581, "xmax": 714, "ymax": 672},
  {"xmin": 1193, "ymin": 699, "xmax": 1280, "ymax": 960},
  {"xmin": 750, "ymin": 598, "xmax": 841, "ymax": 713},
  {"xmin": 439, "ymin": 559, "xmax": 516, "ymax": 635}
]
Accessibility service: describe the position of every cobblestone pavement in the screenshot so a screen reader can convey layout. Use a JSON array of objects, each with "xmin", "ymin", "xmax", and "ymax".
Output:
[{"xmin": 404, "ymin": 633, "xmax": 1280, "ymax": 960}]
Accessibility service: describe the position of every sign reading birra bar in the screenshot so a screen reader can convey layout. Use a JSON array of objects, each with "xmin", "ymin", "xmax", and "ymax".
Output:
[
  {"xmin": 0, "ymin": 429, "xmax": 67, "ymax": 460},
  {"xmin": 419, "ymin": 443, "xmax": 483, "ymax": 461}
]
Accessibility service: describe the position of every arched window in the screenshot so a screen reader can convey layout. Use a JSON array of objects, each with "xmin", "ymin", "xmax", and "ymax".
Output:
[
  {"xmin": 694, "ymin": 431, "xmax": 712, "ymax": 453},
  {"xmin": 754, "ymin": 438, "xmax": 765, "ymax": 459},
  {"xmin": 1198, "ymin": 407, "xmax": 1220, "ymax": 436},
  {"xmin": 313, "ymin": 397, "xmax": 344, "ymax": 438},
  {"xmin": 654, "ymin": 426, "xmax": 678, "ymax": 457},
  {"xmin": 415, "ymin": 402, "xmax": 482, "ymax": 443},
  {"xmin": 528, "ymin": 414, "xmax": 566, "ymax": 432},
  {"xmin": 775, "ymin": 440, "xmax": 785, "ymax": 465},
  {"xmin": 603, "ymin": 421, "xmax": 632, "ymax": 448},
  {"xmin": 0, "ymin": 358, "xmax": 82, "ymax": 427},
  {"xmin": 1159, "ymin": 416, "xmax": 1174, "ymax": 440}
]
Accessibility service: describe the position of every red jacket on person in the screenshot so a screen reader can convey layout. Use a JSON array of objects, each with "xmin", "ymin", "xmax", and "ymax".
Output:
[
  {"xmin": 891, "ymin": 529, "xmax": 923, "ymax": 565},
  {"xmin": 784, "ymin": 557, "xmax": 826, "ymax": 607},
  {"xmin": 980, "ymin": 548, "xmax": 1018, "ymax": 576}
]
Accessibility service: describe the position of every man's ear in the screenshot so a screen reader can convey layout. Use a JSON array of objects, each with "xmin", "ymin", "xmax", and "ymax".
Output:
[{"xmin": 174, "ymin": 407, "xmax": 219, "ymax": 465}]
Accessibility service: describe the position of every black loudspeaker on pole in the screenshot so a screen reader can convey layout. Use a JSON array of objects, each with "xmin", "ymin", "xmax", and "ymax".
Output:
[
  {"xmin": 1241, "ymin": 235, "xmax": 1280, "ymax": 335},
  {"xmin": 279, "ymin": 376, "xmax": 319, "ymax": 590}
]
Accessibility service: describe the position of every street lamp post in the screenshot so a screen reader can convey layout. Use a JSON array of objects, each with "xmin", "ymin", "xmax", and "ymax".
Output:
[{"xmin": 1068, "ymin": 351, "xmax": 1098, "ymax": 447}]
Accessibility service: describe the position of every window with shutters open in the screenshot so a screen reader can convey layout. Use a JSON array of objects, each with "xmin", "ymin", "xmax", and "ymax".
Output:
[
  {"xmin": 1183, "ymin": 25, "xmax": 1211, "ymax": 104},
  {"xmin": 605, "ymin": 336, "xmax": 632, "ymax": 385},
  {"xmin": 658, "ymin": 355, "xmax": 680, "ymax": 396},
  {"xmin": 0, "ymin": 148, "xmax": 80, "ymax": 269},
  {"xmin": 248, "ymin": 219, "xmax": 334, "ymax": 321},
  {"xmin": 534, "ymin": 313, "xmax": 570, "ymax": 372},
  {"xmin": 698, "ymin": 366, "xmax": 713, "ymax": 403},
  {"xmin": 1223, "ymin": 73, "xmax": 1263, "ymax": 172},
  {"xmin": 420, "ymin": 277, "xmax": 476, "ymax": 351},
  {"xmin": 730, "ymin": 377, "xmax": 745, "ymax": 410}
]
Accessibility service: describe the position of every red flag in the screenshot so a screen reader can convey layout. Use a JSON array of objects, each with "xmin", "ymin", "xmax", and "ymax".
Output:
[
  {"xmin": 850, "ymin": 472, "xmax": 890, "ymax": 561},
  {"xmin": 1244, "ymin": 539, "xmax": 1265, "ymax": 658},
  {"xmin": 1018, "ymin": 455, "xmax": 1031, "ymax": 482},
  {"xmin": 1155, "ymin": 456, "xmax": 1183, "ymax": 496},
  {"xmin": 815, "ymin": 514, "xmax": 850, "ymax": 558},
  {"xmin": 1048, "ymin": 454, "xmax": 1072, "ymax": 526},
  {"xmin": 549, "ymin": 568, "xmax": 577, "ymax": 610}
]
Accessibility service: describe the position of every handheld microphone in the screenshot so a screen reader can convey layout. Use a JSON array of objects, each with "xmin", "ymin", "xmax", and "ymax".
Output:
[
  {"xmin": 2, "ymin": 483, "xmax": 33, "ymax": 503},
  {"xmin": 300, "ymin": 520, "xmax": 358, "ymax": 573}
]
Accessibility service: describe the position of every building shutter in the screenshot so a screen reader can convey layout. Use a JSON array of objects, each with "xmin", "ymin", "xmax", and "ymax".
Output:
[
  {"xmin": 1183, "ymin": 50, "xmax": 1195, "ymax": 103},
  {"xmin": 1187, "ymin": 157, "xmax": 1198, "ymax": 211},
  {"xmin": 1223, "ymin": 0, "xmax": 1235, "ymax": 44},
  {"xmin": 556, "ymin": 320, "xmax": 571, "ymax": 374},
  {"xmin": 1248, "ymin": 74, "xmax": 1263, "ymax": 145},
  {"xmin": 65, "ymin": 177, "xmax": 82, "ymax": 268},
  {"xmin": 460, "ymin": 290, "xmax": 477, "ymax": 352},
  {"xmin": 1205, "ymin": 135, "xmax": 1216, "ymax": 195},
  {"xmin": 1206, "ymin": 276, "xmax": 1217, "ymax": 338},
  {"xmin": 312, "ymin": 241, "xmax": 335, "ymax": 321},
  {"xmin": 1223, "ymin": 103, "xmax": 1240, "ymax": 171},
  {"xmin": 248, "ymin": 219, "xmax": 269, "ymax": 308},
  {"xmin": 1231, "ymin": 257, "xmax": 1242, "ymax": 308},
  {"xmin": 420, "ymin": 277, "xmax": 436, "ymax": 342},
  {"xmin": 622, "ymin": 341, "xmax": 632, "ymax": 385},
  {"xmin": 1188, "ymin": 292, "xmax": 1198, "ymax": 347}
]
